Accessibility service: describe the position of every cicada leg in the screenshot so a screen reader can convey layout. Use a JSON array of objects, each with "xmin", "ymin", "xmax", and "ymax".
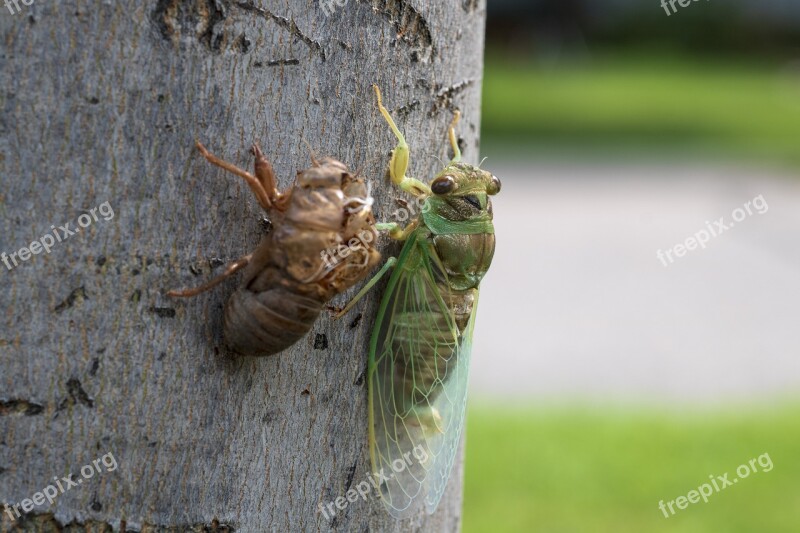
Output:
[
  {"xmin": 376, "ymin": 220, "xmax": 419, "ymax": 241},
  {"xmin": 333, "ymin": 256, "xmax": 397, "ymax": 318},
  {"xmin": 373, "ymin": 85, "xmax": 431, "ymax": 198},
  {"xmin": 448, "ymin": 110, "xmax": 462, "ymax": 163},
  {"xmin": 167, "ymin": 254, "xmax": 252, "ymax": 298}
]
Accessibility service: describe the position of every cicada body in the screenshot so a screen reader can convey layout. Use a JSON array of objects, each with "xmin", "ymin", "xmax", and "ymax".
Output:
[
  {"xmin": 170, "ymin": 142, "xmax": 381, "ymax": 357},
  {"xmin": 340, "ymin": 87, "xmax": 501, "ymax": 517}
]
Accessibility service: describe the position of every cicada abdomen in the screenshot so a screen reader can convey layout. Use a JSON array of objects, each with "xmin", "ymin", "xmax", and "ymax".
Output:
[{"xmin": 169, "ymin": 142, "xmax": 380, "ymax": 357}]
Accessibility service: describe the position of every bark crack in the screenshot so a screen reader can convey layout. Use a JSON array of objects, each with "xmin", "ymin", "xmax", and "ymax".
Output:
[
  {"xmin": 431, "ymin": 79, "xmax": 475, "ymax": 115},
  {"xmin": 0, "ymin": 511, "xmax": 235, "ymax": 532},
  {"xmin": 359, "ymin": 0, "xmax": 434, "ymax": 62},
  {"xmin": 233, "ymin": 1, "xmax": 327, "ymax": 60}
]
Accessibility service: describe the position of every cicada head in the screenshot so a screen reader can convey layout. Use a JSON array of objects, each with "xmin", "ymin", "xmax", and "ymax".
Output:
[{"xmin": 424, "ymin": 163, "xmax": 501, "ymax": 225}]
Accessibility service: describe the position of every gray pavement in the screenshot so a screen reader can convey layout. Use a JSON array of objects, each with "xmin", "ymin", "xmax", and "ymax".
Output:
[{"xmin": 470, "ymin": 159, "xmax": 800, "ymax": 404}]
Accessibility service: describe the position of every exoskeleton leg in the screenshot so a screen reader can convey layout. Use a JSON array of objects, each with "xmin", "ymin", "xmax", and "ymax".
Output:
[
  {"xmin": 251, "ymin": 143, "xmax": 290, "ymax": 211},
  {"xmin": 167, "ymin": 254, "xmax": 252, "ymax": 298},
  {"xmin": 373, "ymin": 85, "xmax": 431, "ymax": 197},
  {"xmin": 195, "ymin": 141, "xmax": 273, "ymax": 210}
]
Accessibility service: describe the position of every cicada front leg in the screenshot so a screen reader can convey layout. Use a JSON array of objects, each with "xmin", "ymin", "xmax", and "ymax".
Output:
[
  {"xmin": 373, "ymin": 85, "xmax": 431, "ymax": 198},
  {"xmin": 194, "ymin": 141, "xmax": 290, "ymax": 212},
  {"xmin": 375, "ymin": 219, "xmax": 419, "ymax": 241}
]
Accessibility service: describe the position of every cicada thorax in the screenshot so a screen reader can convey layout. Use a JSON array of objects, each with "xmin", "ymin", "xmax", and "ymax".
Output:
[{"xmin": 223, "ymin": 159, "xmax": 380, "ymax": 357}]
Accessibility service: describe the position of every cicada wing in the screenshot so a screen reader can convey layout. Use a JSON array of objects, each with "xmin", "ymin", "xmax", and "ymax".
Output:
[
  {"xmin": 422, "ymin": 289, "xmax": 477, "ymax": 514},
  {"xmin": 368, "ymin": 234, "xmax": 477, "ymax": 518}
]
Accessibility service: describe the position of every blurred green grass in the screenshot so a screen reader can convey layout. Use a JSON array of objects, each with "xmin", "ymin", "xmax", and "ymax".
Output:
[
  {"xmin": 482, "ymin": 55, "xmax": 800, "ymax": 164},
  {"xmin": 464, "ymin": 404, "xmax": 800, "ymax": 533}
]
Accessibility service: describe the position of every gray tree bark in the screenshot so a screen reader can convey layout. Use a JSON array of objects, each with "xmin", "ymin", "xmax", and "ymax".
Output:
[{"xmin": 0, "ymin": 1, "xmax": 486, "ymax": 531}]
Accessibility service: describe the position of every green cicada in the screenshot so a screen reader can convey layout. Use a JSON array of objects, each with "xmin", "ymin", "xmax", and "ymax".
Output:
[{"xmin": 339, "ymin": 86, "xmax": 500, "ymax": 518}]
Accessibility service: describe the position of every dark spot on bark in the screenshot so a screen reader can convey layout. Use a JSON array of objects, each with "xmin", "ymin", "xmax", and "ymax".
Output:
[
  {"xmin": 314, "ymin": 333, "xmax": 328, "ymax": 350},
  {"xmin": 0, "ymin": 466, "xmax": 6, "ymax": 475},
  {"xmin": 189, "ymin": 262, "xmax": 204, "ymax": 276},
  {"xmin": 262, "ymin": 411, "xmax": 278, "ymax": 423},
  {"xmin": 344, "ymin": 459, "xmax": 359, "ymax": 492},
  {"xmin": 158, "ymin": 94, "xmax": 166, "ymax": 102},
  {"xmin": 0, "ymin": 399, "xmax": 44, "ymax": 416},
  {"xmin": 86, "ymin": 96, "xmax": 100, "ymax": 105},
  {"xmin": 259, "ymin": 216, "xmax": 272, "ymax": 233},
  {"xmin": 354, "ymin": 369, "xmax": 366, "ymax": 387},
  {"xmin": 396, "ymin": 100, "xmax": 420, "ymax": 118},
  {"xmin": 348, "ymin": 313, "xmax": 362, "ymax": 329},
  {"xmin": 462, "ymin": 0, "xmax": 479, "ymax": 12},
  {"xmin": 158, "ymin": 352, "xmax": 167, "ymax": 361},
  {"xmin": 149, "ymin": 306, "xmax": 177, "ymax": 318},
  {"xmin": 151, "ymin": 0, "xmax": 230, "ymax": 53},
  {"xmin": 89, "ymin": 358, "xmax": 100, "ymax": 377},
  {"xmin": 95, "ymin": 436, "xmax": 111, "ymax": 451},
  {"xmin": 54, "ymin": 286, "xmax": 87, "ymax": 313},
  {"xmin": 131, "ymin": 268, "xmax": 141, "ymax": 276},
  {"xmin": 265, "ymin": 58, "xmax": 300, "ymax": 67},
  {"xmin": 96, "ymin": 255, "xmax": 106, "ymax": 266},
  {"xmin": 58, "ymin": 378, "xmax": 95, "ymax": 410},
  {"xmin": 301, "ymin": 388, "xmax": 311, "ymax": 396},
  {"xmin": 210, "ymin": 257, "xmax": 225, "ymax": 268},
  {"xmin": 237, "ymin": 33, "xmax": 251, "ymax": 53},
  {"xmin": 90, "ymin": 499, "xmax": 102, "ymax": 512},
  {"xmin": 130, "ymin": 289, "xmax": 141, "ymax": 303}
]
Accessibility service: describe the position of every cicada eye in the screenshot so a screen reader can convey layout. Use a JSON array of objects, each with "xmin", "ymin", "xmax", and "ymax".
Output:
[
  {"xmin": 487, "ymin": 175, "xmax": 501, "ymax": 196},
  {"xmin": 431, "ymin": 175, "xmax": 456, "ymax": 195}
]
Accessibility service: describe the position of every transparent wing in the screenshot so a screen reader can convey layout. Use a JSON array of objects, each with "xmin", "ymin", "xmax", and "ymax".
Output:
[{"xmin": 368, "ymin": 232, "xmax": 478, "ymax": 518}]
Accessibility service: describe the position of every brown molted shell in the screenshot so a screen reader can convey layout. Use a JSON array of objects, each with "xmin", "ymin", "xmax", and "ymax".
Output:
[{"xmin": 224, "ymin": 159, "xmax": 380, "ymax": 356}]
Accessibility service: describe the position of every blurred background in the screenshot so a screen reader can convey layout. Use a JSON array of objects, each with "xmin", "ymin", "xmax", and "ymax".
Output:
[{"xmin": 464, "ymin": 1, "xmax": 800, "ymax": 531}]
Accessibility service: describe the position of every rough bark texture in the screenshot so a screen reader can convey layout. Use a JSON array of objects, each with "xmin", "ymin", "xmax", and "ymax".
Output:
[{"xmin": 0, "ymin": 1, "xmax": 486, "ymax": 531}]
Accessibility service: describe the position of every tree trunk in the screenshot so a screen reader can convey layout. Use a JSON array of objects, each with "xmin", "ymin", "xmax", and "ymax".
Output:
[{"xmin": 0, "ymin": 1, "xmax": 486, "ymax": 531}]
